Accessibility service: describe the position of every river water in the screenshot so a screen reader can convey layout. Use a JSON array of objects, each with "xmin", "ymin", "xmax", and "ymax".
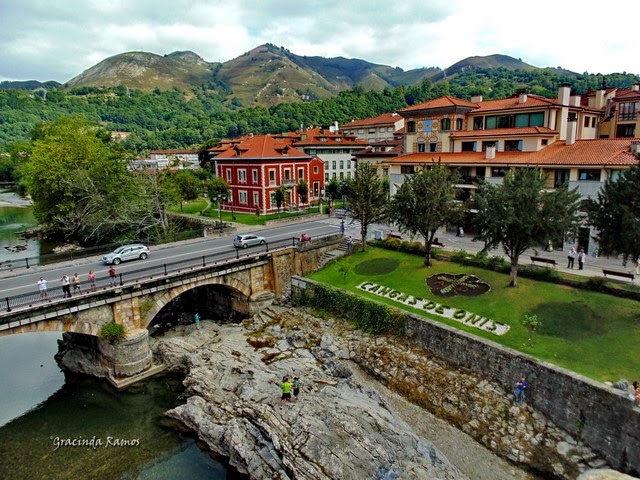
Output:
[{"xmin": 0, "ymin": 190, "xmax": 231, "ymax": 479}]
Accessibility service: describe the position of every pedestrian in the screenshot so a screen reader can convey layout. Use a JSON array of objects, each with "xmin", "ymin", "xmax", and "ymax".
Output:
[
  {"xmin": 37, "ymin": 277, "xmax": 48, "ymax": 299},
  {"xmin": 193, "ymin": 312, "xmax": 201, "ymax": 329},
  {"xmin": 633, "ymin": 381, "xmax": 640, "ymax": 407},
  {"xmin": 340, "ymin": 219, "xmax": 345, "ymax": 235},
  {"xmin": 514, "ymin": 376, "xmax": 528, "ymax": 404},
  {"xmin": 88, "ymin": 270, "xmax": 97, "ymax": 292},
  {"xmin": 457, "ymin": 226, "xmax": 464, "ymax": 237},
  {"xmin": 567, "ymin": 246, "xmax": 577, "ymax": 269},
  {"xmin": 109, "ymin": 265, "xmax": 117, "ymax": 287},
  {"xmin": 72, "ymin": 273, "xmax": 82, "ymax": 294},
  {"xmin": 281, "ymin": 376, "xmax": 292, "ymax": 405},
  {"xmin": 578, "ymin": 248, "xmax": 586, "ymax": 270},
  {"xmin": 292, "ymin": 376, "xmax": 301, "ymax": 401},
  {"xmin": 61, "ymin": 274, "xmax": 71, "ymax": 298},
  {"xmin": 347, "ymin": 235, "xmax": 353, "ymax": 246}
]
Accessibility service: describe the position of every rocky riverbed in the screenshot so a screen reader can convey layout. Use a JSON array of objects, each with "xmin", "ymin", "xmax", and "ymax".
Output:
[{"xmin": 150, "ymin": 304, "xmax": 632, "ymax": 480}]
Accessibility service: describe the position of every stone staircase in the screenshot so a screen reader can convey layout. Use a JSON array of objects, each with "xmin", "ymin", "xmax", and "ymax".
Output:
[{"xmin": 318, "ymin": 237, "xmax": 358, "ymax": 268}]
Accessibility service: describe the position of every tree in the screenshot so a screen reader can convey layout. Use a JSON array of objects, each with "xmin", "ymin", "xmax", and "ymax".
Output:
[
  {"xmin": 346, "ymin": 163, "xmax": 389, "ymax": 251},
  {"xmin": 522, "ymin": 314, "xmax": 542, "ymax": 346},
  {"xmin": 206, "ymin": 176, "xmax": 230, "ymax": 200},
  {"xmin": 390, "ymin": 163, "xmax": 463, "ymax": 267},
  {"xmin": 274, "ymin": 186, "xmax": 286, "ymax": 213},
  {"xmin": 297, "ymin": 179, "xmax": 308, "ymax": 207},
  {"xmin": 171, "ymin": 170, "xmax": 201, "ymax": 211},
  {"xmin": 586, "ymin": 165, "xmax": 640, "ymax": 266},
  {"xmin": 23, "ymin": 116, "xmax": 149, "ymax": 244},
  {"xmin": 325, "ymin": 178, "xmax": 340, "ymax": 207},
  {"xmin": 474, "ymin": 168, "xmax": 581, "ymax": 287}
]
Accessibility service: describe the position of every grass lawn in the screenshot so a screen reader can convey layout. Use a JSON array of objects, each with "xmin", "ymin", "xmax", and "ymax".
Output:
[
  {"xmin": 200, "ymin": 206, "xmax": 321, "ymax": 226},
  {"xmin": 306, "ymin": 246, "xmax": 640, "ymax": 382},
  {"xmin": 169, "ymin": 197, "xmax": 209, "ymax": 215}
]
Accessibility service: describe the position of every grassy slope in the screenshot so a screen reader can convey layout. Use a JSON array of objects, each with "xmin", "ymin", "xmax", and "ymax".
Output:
[{"xmin": 307, "ymin": 247, "xmax": 639, "ymax": 382}]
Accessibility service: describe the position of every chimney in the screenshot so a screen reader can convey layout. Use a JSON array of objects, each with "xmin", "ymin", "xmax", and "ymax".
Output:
[
  {"xmin": 566, "ymin": 113, "xmax": 577, "ymax": 146},
  {"xmin": 631, "ymin": 141, "xmax": 640, "ymax": 155},
  {"xmin": 632, "ymin": 84, "xmax": 640, "ymax": 91},
  {"xmin": 571, "ymin": 95, "xmax": 581, "ymax": 107},
  {"xmin": 485, "ymin": 144, "xmax": 496, "ymax": 160},
  {"xmin": 518, "ymin": 92, "xmax": 527, "ymax": 104},
  {"xmin": 594, "ymin": 89, "xmax": 605, "ymax": 109},
  {"xmin": 558, "ymin": 83, "xmax": 571, "ymax": 106},
  {"xmin": 471, "ymin": 94, "xmax": 483, "ymax": 103}
]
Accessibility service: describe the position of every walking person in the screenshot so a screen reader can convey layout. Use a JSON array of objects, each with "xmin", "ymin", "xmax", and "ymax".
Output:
[
  {"xmin": 567, "ymin": 247, "xmax": 577, "ymax": 269},
  {"xmin": 281, "ymin": 376, "xmax": 292, "ymax": 405},
  {"xmin": 61, "ymin": 274, "xmax": 71, "ymax": 298},
  {"xmin": 37, "ymin": 277, "xmax": 48, "ymax": 300},
  {"xmin": 88, "ymin": 270, "xmax": 97, "ymax": 292},
  {"xmin": 514, "ymin": 376, "xmax": 528, "ymax": 404},
  {"xmin": 109, "ymin": 265, "xmax": 117, "ymax": 287},
  {"xmin": 193, "ymin": 312, "xmax": 201, "ymax": 329},
  {"xmin": 72, "ymin": 273, "xmax": 82, "ymax": 294},
  {"xmin": 340, "ymin": 219, "xmax": 345, "ymax": 235},
  {"xmin": 578, "ymin": 248, "xmax": 587, "ymax": 270}
]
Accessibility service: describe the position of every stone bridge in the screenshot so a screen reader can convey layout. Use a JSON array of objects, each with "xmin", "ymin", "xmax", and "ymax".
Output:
[{"xmin": 0, "ymin": 235, "xmax": 344, "ymax": 382}]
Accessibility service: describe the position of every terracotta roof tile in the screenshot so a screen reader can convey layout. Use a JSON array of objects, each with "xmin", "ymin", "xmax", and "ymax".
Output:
[
  {"xmin": 472, "ymin": 95, "xmax": 557, "ymax": 112},
  {"xmin": 398, "ymin": 96, "xmax": 478, "ymax": 113},
  {"xmin": 215, "ymin": 135, "xmax": 309, "ymax": 159},
  {"xmin": 381, "ymin": 139, "xmax": 640, "ymax": 167},
  {"xmin": 341, "ymin": 112, "xmax": 403, "ymax": 128}
]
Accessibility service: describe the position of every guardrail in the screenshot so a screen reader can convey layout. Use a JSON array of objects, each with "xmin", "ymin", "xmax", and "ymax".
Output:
[{"xmin": 0, "ymin": 235, "xmax": 311, "ymax": 319}]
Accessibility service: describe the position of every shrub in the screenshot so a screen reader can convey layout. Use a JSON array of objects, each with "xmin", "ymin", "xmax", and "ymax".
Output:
[
  {"xmin": 99, "ymin": 322, "xmax": 125, "ymax": 343},
  {"xmin": 586, "ymin": 276, "xmax": 607, "ymax": 292}
]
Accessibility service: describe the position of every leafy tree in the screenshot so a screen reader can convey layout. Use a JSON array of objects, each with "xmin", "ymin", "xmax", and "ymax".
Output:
[
  {"xmin": 171, "ymin": 170, "xmax": 201, "ymax": 211},
  {"xmin": 206, "ymin": 176, "xmax": 230, "ymax": 200},
  {"xmin": 325, "ymin": 177, "xmax": 340, "ymax": 207},
  {"xmin": 586, "ymin": 164, "xmax": 640, "ymax": 265},
  {"xmin": 346, "ymin": 163, "xmax": 389, "ymax": 251},
  {"xmin": 297, "ymin": 179, "xmax": 308, "ymax": 206},
  {"xmin": 390, "ymin": 163, "xmax": 463, "ymax": 267},
  {"xmin": 274, "ymin": 185, "xmax": 286, "ymax": 212},
  {"xmin": 23, "ymin": 116, "xmax": 149, "ymax": 244},
  {"xmin": 522, "ymin": 314, "xmax": 542, "ymax": 346},
  {"xmin": 474, "ymin": 168, "xmax": 581, "ymax": 287}
]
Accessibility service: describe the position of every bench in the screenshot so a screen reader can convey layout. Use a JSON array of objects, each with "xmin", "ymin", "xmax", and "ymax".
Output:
[
  {"xmin": 388, "ymin": 232, "xmax": 402, "ymax": 240},
  {"xmin": 602, "ymin": 269, "xmax": 635, "ymax": 281},
  {"xmin": 530, "ymin": 256, "xmax": 557, "ymax": 268},
  {"xmin": 432, "ymin": 241, "xmax": 446, "ymax": 248}
]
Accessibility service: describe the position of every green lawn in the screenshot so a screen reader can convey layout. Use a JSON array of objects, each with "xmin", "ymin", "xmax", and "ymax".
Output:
[
  {"xmin": 306, "ymin": 246, "xmax": 640, "ymax": 382},
  {"xmin": 168, "ymin": 197, "xmax": 209, "ymax": 214},
  {"xmin": 200, "ymin": 205, "xmax": 321, "ymax": 226}
]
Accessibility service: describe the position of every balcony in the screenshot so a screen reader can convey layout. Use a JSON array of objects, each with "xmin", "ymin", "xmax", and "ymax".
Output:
[
  {"xmin": 281, "ymin": 179, "xmax": 296, "ymax": 187},
  {"xmin": 567, "ymin": 180, "xmax": 603, "ymax": 200}
]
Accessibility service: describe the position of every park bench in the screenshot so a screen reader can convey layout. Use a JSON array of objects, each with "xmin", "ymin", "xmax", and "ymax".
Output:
[
  {"xmin": 432, "ymin": 241, "xmax": 446, "ymax": 248},
  {"xmin": 387, "ymin": 232, "xmax": 402, "ymax": 240},
  {"xmin": 530, "ymin": 256, "xmax": 557, "ymax": 268},
  {"xmin": 602, "ymin": 269, "xmax": 635, "ymax": 282}
]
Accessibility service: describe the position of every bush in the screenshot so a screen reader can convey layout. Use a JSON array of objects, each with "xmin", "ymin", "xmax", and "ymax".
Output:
[
  {"xmin": 586, "ymin": 276, "xmax": 607, "ymax": 292},
  {"xmin": 100, "ymin": 322, "xmax": 126, "ymax": 343}
]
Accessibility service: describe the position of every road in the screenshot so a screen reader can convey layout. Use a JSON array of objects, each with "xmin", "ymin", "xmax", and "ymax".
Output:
[{"xmin": 0, "ymin": 217, "xmax": 340, "ymax": 299}]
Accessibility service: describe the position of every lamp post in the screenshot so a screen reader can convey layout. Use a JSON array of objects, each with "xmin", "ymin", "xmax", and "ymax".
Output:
[
  {"xmin": 217, "ymin": 194, "xmax": 227, "ymax": 233},
  {"xmin": 319, "ymin": 188, "xmax": 325, "ymax": 215},
  {"xmin": 230, "ymin": 196, "xmax": 235, "ymax": 220}
]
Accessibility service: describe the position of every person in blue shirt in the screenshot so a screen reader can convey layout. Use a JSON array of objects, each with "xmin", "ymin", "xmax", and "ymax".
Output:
[
  {"xmin": 514, "ymin": 376, "xmax": 528, "ymax": 404},
  {"xmin": 194, "ymin": 312, "xmax": 201, "ymax": 329}
]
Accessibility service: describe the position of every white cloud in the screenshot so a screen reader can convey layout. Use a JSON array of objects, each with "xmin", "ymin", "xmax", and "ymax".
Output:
[{"xmin": 0, "ymin": 0, "xmax": 637, "ymax": 82}]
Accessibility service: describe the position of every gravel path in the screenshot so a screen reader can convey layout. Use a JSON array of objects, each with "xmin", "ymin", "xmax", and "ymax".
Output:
[{"xmin": 348, "ymin": 361, "xmax": 541, "ymax": 480}]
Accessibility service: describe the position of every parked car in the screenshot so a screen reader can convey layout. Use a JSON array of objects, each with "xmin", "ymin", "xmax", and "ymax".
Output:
[
  {"xmin": 233, "ymin": 234, "xmax": 266, "ymax": 249},
  {"xmin": 102, "ymin": 244, "xmax": 150, "ymax": 265}
]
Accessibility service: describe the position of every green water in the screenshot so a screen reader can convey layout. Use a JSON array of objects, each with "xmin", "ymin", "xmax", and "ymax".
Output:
[{"xmin": 0, "ymin": 332, "xmax": 231, "ymax": 480}]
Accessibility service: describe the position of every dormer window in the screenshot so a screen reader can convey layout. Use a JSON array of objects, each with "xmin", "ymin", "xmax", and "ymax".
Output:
[
  {"xmin": 320, "ymin": 137, "xmax": 327, "ymax": 142},
  {"xmin": 335, "ymin": 137, "xmax": 342, "ymax": 142}
]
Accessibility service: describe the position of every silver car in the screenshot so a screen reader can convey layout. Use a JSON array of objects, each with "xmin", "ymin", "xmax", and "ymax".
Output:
[
  {"xmin": 103, "ymin": 244, "xmax": 150, "ymax": 265},
  {"xmin": 233, "ymin": 234, "xmax": 266, "ymax": 249}
]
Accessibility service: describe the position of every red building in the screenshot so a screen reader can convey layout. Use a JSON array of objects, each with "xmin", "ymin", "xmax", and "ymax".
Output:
[{"xmin": 211, "ymin": 135, "xmax": 324, "ymax": 214}]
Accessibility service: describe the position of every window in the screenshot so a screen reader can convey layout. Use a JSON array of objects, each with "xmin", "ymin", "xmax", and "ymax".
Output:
[
  {"xmin": 382, "ymin": 168, "xmax": 389, "ymax": 176},
  {"xmin": 616, "ymin": 124, "xmax": 635, "ymax": 137},
  {"xmin": 309, "ymin": 149, "xmax": 317, "ymax": 155},
  {"xmin": 591, "ymin": 117, "xmax": 596, "ymax": 128},
  {"xmin": 429, "ymin": 143, "xmax": 437, "ymax": 152},
  {"xmin": 584, "ymin": 117, "xmax": 590, "ymax": 128},
  {"xmin": 320, "ymin": 137, "xmax": 327, "ymax": 142},
  {"xmin": 456, "ymin": 118, "xmax": 463, "ymax": 130},
  {"xmin": 461, "ymin": 141, "xmax": 476, "ymax": 152},
  {"xmin": 504, "ymin": 140, "xmax": 522, "ymax": 151},
  {"xmin": 486, "ymin": 112, "xmax": 545, "ymax": 129},
  {"xmin": 400, "ymin": 165, "xmax": 415, "ymax": 174},
  {"xmin": 325, "ymin": 161, "xmax": 329, "ymax": 171},
  {"xmin": 332, "ymin": 161, "xmax": 336, "ymax": 169},
  {"xmin": 618, "ymin": 102, "xmax": 638, "ymax": 121},
  {"xmin": 407, "ymin": 121, "xmax": 416, "ymax": 132},
  {"xmin": 541, "ymin": 139, "xmax": 549, "ymax": 146},
  {"xmin": 491, "ymin": 167, "xmax": 508, "ymax": 177},
  {"xmin": 441, "ymin": 118, "xmax": 451, "ymax": 130},
  {"xmin": 388, "ymin": 126, "xmax": 394, "ymax": 132},
  {"xmin": 284, "ymin": 169, "xmax": 291, "ymax": 180},
  {"xmin": 298, "ymin": 168, "xmax": 304, "ymax": 179},
  {"xmin": 473, "ymin": 117, "xmax": 484, "ymax": 130},
  {"xmin": 325, "ymin": 173, "xmax": 329, "ymax": 181},
  {"xmin": 417, "ymin": 142, "xmax": 426, "ymax": 152},
  {"xmin": 347, "ymin": 160, "xmax": 351, "ymax": 169},
  {"xmin": 335, "ymin": 137, "xmax": 342, "ymax": 142},
  {"xmin": 339, "ymin": 160, "xmax": 344, "ymax": 169},
  {"xmin": 368, "ymin": 128, "xmax": 375, "ymax": 134},
  {"xmin": 313, "ymin": 166, "xmax": 318, "ymax": 174},
  {"xmin": 252, "ymin": 169, "xmax": 258, "ymax": 184},
  {"xmin": 332, "ymin": 173, "xmax": 337, "ymax": 179},
  {"xmin": 253, "ymin": 192, "xmax": 259, "ymax": 205},
  {"xmin": 239, "ymin": 191, "xmax": 248, "ymax": 204},
  {"xmin": 269, "ymin": 169, "xmax": 276, "ymax": 186},
  {"xmin": 313, "ymin": 181, "xmax": 319, "ymax": 195},
  {"xmin": 578, "ymin": 169, "xmax": 601, "ymax": 181},
  {"xmin": 238, "ymin": 169, "xmax": 247, "ymax": 183},
  {"xmin": 347, "ymin": 172, "xmax": 351, "ymax": 179},
  {"xmin": 475, "ymin": 166, "xmax": 486, "ymax": 179},
  {"xmin": 225, "ymin": 168, "xmax": 232, "ymax": 182}
]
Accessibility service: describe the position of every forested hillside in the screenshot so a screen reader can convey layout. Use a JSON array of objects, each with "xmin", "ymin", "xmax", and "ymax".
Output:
[{"xmin": 1, "ymin": 67, "xmax": 638, "ymax": 159}]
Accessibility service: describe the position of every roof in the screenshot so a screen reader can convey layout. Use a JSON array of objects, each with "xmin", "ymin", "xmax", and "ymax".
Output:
[
  {"xmin": 150, "ymin": 149, "xmax": 198, "ymax": 154},
  {"xmin": 381, "ymin": 139, "xmax": 640, "ymax": 168},
  {"xmin": 214, "ymin": 135, "xmax": 310, "ymax": 160},
  {"xmin": 398, "ymin": 96, "xmax": 478, "ymax": 113},
  {"xmin": 341, "ymin": 112, "xmax": 403, "ymax": 128},
  {"xmin": 471, "ymin": 94, "xmax": 557, "ymax": 113},
  {"xmin": 293, "ymin": 127, "xmax": 369, "ymax": 147}
]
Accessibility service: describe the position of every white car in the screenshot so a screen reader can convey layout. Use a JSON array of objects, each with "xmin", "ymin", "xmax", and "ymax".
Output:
[
  {"xmin": 102, "ymin": 244, "xmax": 150, "ymax": 265},
  {"xmin": 233, "ymin": 234, "xmax": 266, "ymax": 249}
]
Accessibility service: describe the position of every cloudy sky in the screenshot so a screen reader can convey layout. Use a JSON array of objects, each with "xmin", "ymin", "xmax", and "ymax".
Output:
[{"xmin": 1, "ymin": 0, "xmax": 637, "ymax": 83}]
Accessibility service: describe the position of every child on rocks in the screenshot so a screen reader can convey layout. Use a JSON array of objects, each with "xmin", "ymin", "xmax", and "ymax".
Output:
[{"xmin": 292, "ymin": 377, "xmax": 301, "ymax": 401}]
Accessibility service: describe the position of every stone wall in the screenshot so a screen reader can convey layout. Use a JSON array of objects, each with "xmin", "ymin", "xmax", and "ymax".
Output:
[{"xmin": 290, "ymin": 278, "xmax": 640, "ymax": 476}]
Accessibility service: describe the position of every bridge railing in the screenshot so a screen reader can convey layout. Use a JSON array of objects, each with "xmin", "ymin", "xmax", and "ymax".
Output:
[{"xmin": 0, "ymin": 235, "xmax": 330, "ymax": 318}]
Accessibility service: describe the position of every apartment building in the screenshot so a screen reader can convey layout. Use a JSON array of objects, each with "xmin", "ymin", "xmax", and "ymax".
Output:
[{"xmin": 340, "ymin": 112, "xmax": 404, "ymax": 143}]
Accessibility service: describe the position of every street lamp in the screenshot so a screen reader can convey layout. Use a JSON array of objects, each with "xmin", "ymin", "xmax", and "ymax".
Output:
[
  {"xmin": 217, "ymin": 194, "xmax": 227, "ymax": 233},
  {"xmin": 230, "ymin": 196, "xmax": 235, "ymax": 220},
  {"xmin": 319, "ymin": 188, "xmax": 325, "ymax": 215}
]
